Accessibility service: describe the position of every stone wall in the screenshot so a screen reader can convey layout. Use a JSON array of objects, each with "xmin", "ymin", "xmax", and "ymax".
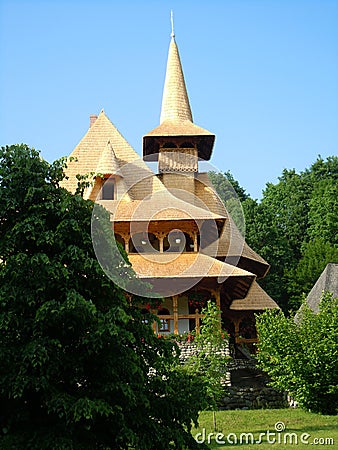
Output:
[
  {"xmin": 176, "ymin": 341, "xmax": 230, "ymax": 364},
  {"xmin": 176, "ymin": 342, "xmax": 288, "ymax": 410},
  {"xmin": 220, "ymin": 386, "xmax": 289, "ymax": 410}
]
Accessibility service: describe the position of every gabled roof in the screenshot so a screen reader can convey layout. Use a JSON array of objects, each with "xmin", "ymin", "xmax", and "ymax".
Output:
[
  {"xmin": 230, "ymin": 281, "xmax": 279, "ymax": 310},
  {"xmin": 62, "ymin": 110, "xmax": 164, "ymax": 200}
]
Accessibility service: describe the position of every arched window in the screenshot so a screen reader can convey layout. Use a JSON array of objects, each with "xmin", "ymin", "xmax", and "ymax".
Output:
[
  {"xmin": 163, "ymin": 230, "xmax": 194, "ymax": 253},
  {"xmin": 164, "ymin": 229, "xmax": 185, "ymax": 253},
  {"xmin": 183, "ymin": 232, "xmax": 194, "ymax": 252},
  {"xmin": 129, "ymin": 232, "xmax": 159, "ymax": 254},
  {"xmin": 158, "ymin": 308, "xmax": 170, "ymax": 332}
]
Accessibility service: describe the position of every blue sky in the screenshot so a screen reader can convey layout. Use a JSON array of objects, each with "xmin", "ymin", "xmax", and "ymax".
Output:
[{"xmin": 1, "ymin": 0, "xmax": 337, "ymax": 199}]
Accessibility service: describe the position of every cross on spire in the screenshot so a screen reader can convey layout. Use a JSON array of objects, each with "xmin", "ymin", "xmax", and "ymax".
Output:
[{"xmin": 170, "ymin": 10, "xmax": 175, "ymax": 38}]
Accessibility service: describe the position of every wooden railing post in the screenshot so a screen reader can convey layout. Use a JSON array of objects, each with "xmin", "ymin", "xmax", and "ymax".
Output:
[
  {"xmin": 152, "ymin": 309, "xmax": 157, "ymax": 334},
  {"xmin": 195, "ymin": 308, "xmax": 200, "ymax": 335}
]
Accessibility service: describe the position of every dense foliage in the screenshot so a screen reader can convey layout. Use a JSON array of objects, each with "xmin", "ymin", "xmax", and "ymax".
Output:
[
  {"xmin": 210, "ymin": 156, "xmax": 338, "ymax": 311},
  {"xmin": 256, "ymin": 292, "xmax": 338, "ymax": 415},
  {"xmin": 0, "ymin": 144, "xmax": 209, "ymax": 449},
  {"xmin": 186, "ymin": 301, "xmax": 229, "ymax": 408}
]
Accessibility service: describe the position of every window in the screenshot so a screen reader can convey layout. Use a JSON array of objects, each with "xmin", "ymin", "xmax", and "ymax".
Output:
[
  {"xmin": 129, "ymin": 232, "xmax": 159, "ymax": 254},
  {"xmin": 163, "ymin": 230, "xmax": 195, "ymax": 252},
  {"xmin": 102, "ymin": 177, "xmax": 115, "ymax": 200},
  {"xmin": 158, "ymin": 308, "xmax": 170, "ymax": 332}
]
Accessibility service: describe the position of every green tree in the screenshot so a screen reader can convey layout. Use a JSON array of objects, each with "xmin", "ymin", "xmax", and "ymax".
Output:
[
  {"xmin": 209, "ymin": 170, "xmax": 249, "ymax": 203},
  {"xmin": 256, "ymin": 292, "xmax": 338, "ymax": 415},
  {"xmin": 209, "ymin": 170, "xmax": 249, "ymax": 235},
  {"xmin": 307, "ymin": 178, "xmax": 338, "ymax": 245},
  {"xmin": 186, "ymin": 301, "xmax": 230, "ymax": 430},
  {"xmin": 0, "ymin": 144, "xmax": 209, "ymax": 449},
  {"xmin": 261, "ymin": 168, "xmax": 311, "ymax": 261},
  {"xmin": 242, "ymin": 198, "xmax": 293, "ymax": 311},
  {"xmin": 209, "ymin": 157, "xmax": 338, "ymax": 312}
]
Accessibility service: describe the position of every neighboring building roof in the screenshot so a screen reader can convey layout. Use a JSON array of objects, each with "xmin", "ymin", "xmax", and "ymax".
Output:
[
  {"xmin": 230, "ymin": 281, "xmax": 280, "ymax": 310},
  {"xmin": 303, "ymin": 263, "xmax": 338, "ymax": 314}
]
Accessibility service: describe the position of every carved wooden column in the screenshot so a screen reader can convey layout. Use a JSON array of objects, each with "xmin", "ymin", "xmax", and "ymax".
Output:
[
  {"xmin": 172, "ymin": 295, "xmax": 179, "ymax": 334},
  {"xmin": 193, "ymin": 232, "xmax": 198, "ymax": 252},
  {"xmin": 120, "ymin": 232, "xmax": 130, "ymax": 253},
  {"xmin": 152, "ymin": 309, "xmax": 157, "ymax": 334},
  {"xmin": 154, "ymin": 231, "xmax": 166, "ymax": 253},
  {"xmin": 195, "ymin": 308, "xmax": 200, "ymax": 335}
]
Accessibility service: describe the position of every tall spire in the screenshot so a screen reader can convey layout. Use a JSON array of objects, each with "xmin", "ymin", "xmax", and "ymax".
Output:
[
  {"xmin": 159, "ymin": 17, "xmax": 193, "ymax": 123},
  {"xmin": 143, "ymin": 16, "xmax": 215, "ymax": 163}
]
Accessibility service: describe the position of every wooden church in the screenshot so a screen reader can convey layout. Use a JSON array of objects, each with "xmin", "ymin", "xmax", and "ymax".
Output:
[{"xmin": 62, "ymin": 27, "xmax": 279, "ymax": 346}]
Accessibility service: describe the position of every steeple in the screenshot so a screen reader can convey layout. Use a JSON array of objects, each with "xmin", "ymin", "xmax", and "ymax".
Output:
[
  {"xmin": 143, "ymin": 18, "xmax": 215, "ymax": 165},
  {"xmin": 160, "ymin": 34, "xmax": 193, "ymax": 123}
]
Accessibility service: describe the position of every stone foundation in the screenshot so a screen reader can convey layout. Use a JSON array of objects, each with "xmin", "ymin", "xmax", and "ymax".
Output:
[
  {"xmin": 176, "ymin": 342, "xmax": 288, "ymax": 410},
  {"xmin": 220, "ymin": 386, "xmax": 289, "ymax": 410},
  {"xmin": 176, "ymin": 341, "xmax": 230, "ymax": 364}
]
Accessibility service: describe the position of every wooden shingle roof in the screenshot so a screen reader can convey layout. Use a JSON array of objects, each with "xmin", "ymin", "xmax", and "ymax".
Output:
[
  {"xmin": 129, "ymin": 252, "xmax": 254, "ymax": 280},
  {"xmin": 230, "ymin": 281, "xmax": 279, "ymax": 310},
  {"xmin": 297, "ymin": 263, "xmax": 338, "ymax": 316},
  {"xmin": 97, "ymin": 190, "xmax": 226, "ymax": 223},
  {"xmin": 143, "ymin": 37, "xmax": 215, "ymax": 161},
  {"xmin": 160, "ymin": 36, "xmax": 192, "ymax": 123},
  {"xmin": 95, "ymin": 140, "xmax": 121, "ymax": 176},
  {"xmin": 62, "ymin": 110, "xmax": 164, "ymax": 200},
  {"xmin": 159, "ymin": 172, "xmax": 269, "ymax": 278}
]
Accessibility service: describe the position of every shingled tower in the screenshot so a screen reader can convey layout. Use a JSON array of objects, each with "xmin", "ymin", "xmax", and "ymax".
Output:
[
  {"xmin": 143, "ymin": 33, "xmax": 215, "ymax": 173},
  {"xmin": 62, "ymin": 20, "xmax": 278, "ymax": 346}
]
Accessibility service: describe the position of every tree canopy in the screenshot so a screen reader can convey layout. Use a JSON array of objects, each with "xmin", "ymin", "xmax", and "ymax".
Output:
[
  {"xmin": 0, "ymin": 144, "xmax": 209, "ymax": 449},
  {"xmin": 210, "ymin": 156, "xmax": 338, "ymax": 311},
  {"xmin": 256, "ymin": 292, "xmax": 338, "ymax": 415}
]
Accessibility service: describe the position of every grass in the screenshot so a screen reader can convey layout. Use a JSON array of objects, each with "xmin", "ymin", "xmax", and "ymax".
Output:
[{"xmin": 192, "ymin": 409, "xmax": 337, "ymax": 449}]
